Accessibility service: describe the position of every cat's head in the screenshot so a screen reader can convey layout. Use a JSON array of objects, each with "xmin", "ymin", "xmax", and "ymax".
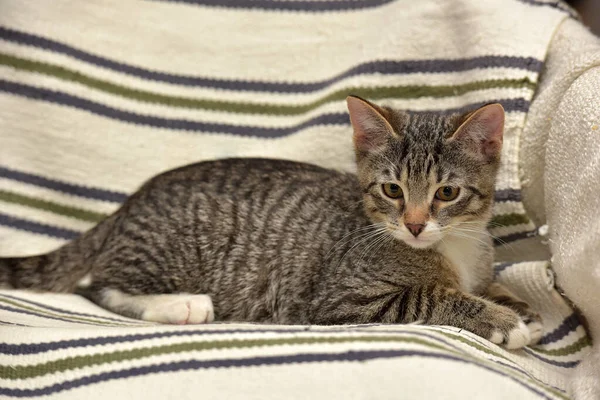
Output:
[{"xmin": 347, "ymin": 96, "xmax": 503, "ymax": 249}]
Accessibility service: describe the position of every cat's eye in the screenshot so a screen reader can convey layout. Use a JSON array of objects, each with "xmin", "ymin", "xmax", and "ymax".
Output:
[
  {"xmin": 382, "ymin": 183, "xmax": 403, "ymax": 199},
  {"xmin": 435, "ymin": 186, "xmax": 460, "ymax": 201}
]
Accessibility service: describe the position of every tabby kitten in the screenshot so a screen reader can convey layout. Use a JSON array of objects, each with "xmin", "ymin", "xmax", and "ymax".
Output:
[{"xmin": 0, "ymin": 96, "xmax": 542, "ymax": 349}]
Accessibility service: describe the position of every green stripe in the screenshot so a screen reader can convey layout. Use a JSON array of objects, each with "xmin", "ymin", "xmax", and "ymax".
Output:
[
  {"xmin": 0, "ymin": 53, "xmax": 536, "ymax": 116},
  {"xmin": 0, "ymin": 331, "xmax": 566, "ymax": 398},
  {"xmin": 437, "ymin": 330, "xmax": 513, "ymax": 363},
  {"xmin": 533, "ymin": 336, "xmax": 592, "ymax": 356},
  {"xmin": 490, "ymin": 213, "xmax": 530, "ymax": 228},
  {"xmin": 0, "ymin": 189, "xmax": 107, "ymax": 223},
  {"xmin": 0, "ymin": 298, "xmax": 126, "ymax": 327},
  {"xmin": 0, "ymin": 336, "xmax": 452, "ymax": 379}
]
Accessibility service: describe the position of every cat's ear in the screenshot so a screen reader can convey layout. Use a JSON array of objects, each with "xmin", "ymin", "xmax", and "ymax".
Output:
[
  {"xmin": 450, "ymin": 103, "xmax": 504, "ymax": 161},
  {"xmin": 346, "ymin": 96, "xmax": 398, "ymax": 154}
]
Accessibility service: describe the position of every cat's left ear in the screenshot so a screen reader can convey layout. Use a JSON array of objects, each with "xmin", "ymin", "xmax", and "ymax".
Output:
[
  {"xmin": 346, "ymin": 96, "xmax": 400, "ymax": 155},
  {"xmin": 450, "ymin": 103, "xmax": 504, "ymax": 162}
]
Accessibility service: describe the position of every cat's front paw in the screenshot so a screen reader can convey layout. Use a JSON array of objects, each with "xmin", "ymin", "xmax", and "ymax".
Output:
[
  {"xmin": 142, "ymin": 294, "xmax": 214, "ymax": 324},
  {"xmin": 485, "ymin": 283, "xmax": 543, "ymax": 346},
  {"xmin": 488, "ymin": 319, "xmax": 530, "ymax": 349},
  {"xmin": 500, "ymin": 300, "xmax": 543, "ymax": 346},
  {"xmin": 522, "ymin": 313, "xmax": 543, "ymax": 345},
  {"xmin": 484, "ymin": 305, "xmax": 531, "ymax": 350}
]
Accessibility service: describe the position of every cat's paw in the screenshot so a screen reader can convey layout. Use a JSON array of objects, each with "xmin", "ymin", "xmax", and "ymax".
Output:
[
  {"xmin": 142, "ymin": 294, "xmax": 214, "ymax": 324},
  {"xmin": 485, "ymin": 283, "xmax": 543, "ymax": 347},
  {"xmin": 506, "ymin": 300, "xmax": 543, "ymax": 345},
  {"xmin": 488, "ymin": 319, "xmax": 531, "ymax": 350},
  {"xmin": 483, "ymin": 305, "xmax": 531, "ymax": 350},
  {"xmin": 523, "ymin": 314, "xmax": 543, "ymax": 345}
]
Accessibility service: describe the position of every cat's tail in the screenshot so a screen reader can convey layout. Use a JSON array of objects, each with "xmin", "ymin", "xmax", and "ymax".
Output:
[{"xmin": 0, "ymin": 215, "xmax": 117, "ymax": 293}]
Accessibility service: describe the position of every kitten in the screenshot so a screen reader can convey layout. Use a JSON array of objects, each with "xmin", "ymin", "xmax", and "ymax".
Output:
[{"xmin": 0, "ymin": 97, "xmax": 542, "ymax": 349}]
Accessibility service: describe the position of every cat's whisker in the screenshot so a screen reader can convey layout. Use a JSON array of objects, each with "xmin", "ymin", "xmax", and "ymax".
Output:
[
  {"xmin": 334, "ymin": 227, "xmax": 389, "ymax": 273},
  {"xmin": 441, "ymin": 228, "xmax": 493, "ymax": 247},
  {"xmin": 370, "ymin": 234, "xmax": 393, "ymax": 260},
  {"xmin": 357, "ymin": 230, "xmax": 390, "ymax": 265},
  {"xmin": 446, "ymin": 234, "xmax": 491, "ymax": 248},
  {"xmin": 445, "ymin": 228, "xmax": 517, "ymax": 253},
  {"xmin": 351, "ymin": 233, "xmax": 392, "ymax": 280},
  {"xmin": 325, "ymin": 223, "xmax": 386, "ymax": 260},
  {"xmin": 450, "ymin": 223, "xmax": 517, "ymax": 251},
  {"xmin": 356, "ymin": 234, "xmax": 382, "ymax": 263},
  {"xmin": 489, "ymin": 236, "xmax": 517, "ymax": 253}
]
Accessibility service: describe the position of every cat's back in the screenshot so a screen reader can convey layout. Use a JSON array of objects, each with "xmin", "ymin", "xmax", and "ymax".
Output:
[
  {"xmin": 152, "ymin": 157, "xmax": 350, "ymax": 184},
  {"xmin": 119, "ymin": 158, "xmax": 365, "ymax": 236},
  {"xmin": 141, "ymin": 158, "xmax": 360, "ymax": 207},
  {"xmin": 114, "ymin": 158, "xmax": 367, "ymax": 318}
]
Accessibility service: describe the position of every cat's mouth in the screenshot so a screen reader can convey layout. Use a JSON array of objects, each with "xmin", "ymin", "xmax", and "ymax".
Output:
[
  {"xmin": 387, "ymin": 225, "xmax": 440, "ymax": 249},
  {"xmin": 400, "ymin": 235, "xmax": 438, "ymax": 249}
]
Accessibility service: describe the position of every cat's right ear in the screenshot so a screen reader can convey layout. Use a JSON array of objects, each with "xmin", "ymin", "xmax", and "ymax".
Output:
[
  {"xmin": 450, "ymin": 103, "xmax": 504, "ymax": 162},
  {"xmin": 346, "ymin": 96, "xmax": 397, "ymax": 154}
]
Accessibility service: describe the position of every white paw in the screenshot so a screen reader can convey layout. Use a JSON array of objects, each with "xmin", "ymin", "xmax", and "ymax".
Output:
[
  {"xmin": 489, "ymin": 330, "xmax": 504, "ymax": 345},
  {"xmin": 142, "ymin": 294, "xmax": 214, "ymax": 325},
  {"xmin": 526, "ymin": 320, "xmax": 544, "ymax": 345},
  {"xmin": 489, "ymin": 320, "xmax": 530, "ymax": 349},
  {"xmin": 505, "ymin": 320, "xmax": 531, "ymax": 349}
]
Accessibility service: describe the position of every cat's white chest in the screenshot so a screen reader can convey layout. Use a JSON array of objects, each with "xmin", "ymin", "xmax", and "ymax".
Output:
[{"xmin": 436, "ymin": 232, "xmax": 487, "ymax": 293}]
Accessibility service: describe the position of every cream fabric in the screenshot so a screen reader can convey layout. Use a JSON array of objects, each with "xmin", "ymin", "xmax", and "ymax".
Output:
[
  {"xmin": 0, "ymin": 0, "xmax": 596, "ymax": 398},
  {"xmin": 521, "ymin": 18, "xmax": 600, "ymax": 399}
]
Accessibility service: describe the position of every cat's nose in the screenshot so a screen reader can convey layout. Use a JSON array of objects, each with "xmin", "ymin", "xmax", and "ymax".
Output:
[{"xmin": 405, "ymin": 223, "xmax": 425, "ymax": 237}]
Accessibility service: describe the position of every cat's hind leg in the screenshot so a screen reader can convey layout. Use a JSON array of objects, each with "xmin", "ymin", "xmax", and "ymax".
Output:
[{"xmin": 83, "ymin": 287, "xmax": 214, "ymax": 324}]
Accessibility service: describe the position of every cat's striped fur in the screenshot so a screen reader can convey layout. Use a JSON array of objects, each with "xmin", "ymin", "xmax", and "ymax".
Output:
[{"xmin": 0, "ymin": 97, "xmax": 542, "ymax": 348}]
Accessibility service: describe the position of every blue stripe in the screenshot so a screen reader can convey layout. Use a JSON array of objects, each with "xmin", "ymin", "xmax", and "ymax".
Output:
[
  {"xmin": 538, "ymin": 313, "xmax": 582, "ymax": 345},
  {"xmin": 0, "ymin": 166, "xmax": 127, "ymax": 203},
  {"xmin": 523, "ymin": 347, "xmax": 579, "ymax": 368},
  {"xmin": 494, "ymin": 189, "xmax": 522, "ymax": 202},
  {"xmin": 148, "ymin": 0, "xmax": 394, "ymax": 11},
  {"xmin": 0, "ymin": 79, "xmax": 531, "ymax": 136},
  {"xmin": 0, "ymin": 319, "xmax": 29, "ymax": 327},
  {"xmin": 0, "ymin": 349, "xmax": 555, "ymax": 398},
  {"xmin": 0, "ymin": 27, "xmax": 544, "ymax": 93},
  {"xmin": 494, "ymin": 262, "xmax": 516, "ymax": 276},
  {"xmin": 0, "ymin": 323, "xmax": 562, "ymax": 391},
  {"xmin": 494, "ymin": 229, "xmax": 538, "ymax": 246},
  {"xmin": 150, "ymin": 0, "xmax": 575, "ymax": 18},
  {"xmin": 0, "ymin": 325, "xmax": 456, "ymax": 355},
  {"xmin": 0, "ymin": 213, "xmax": 79, "ymax": 240}
]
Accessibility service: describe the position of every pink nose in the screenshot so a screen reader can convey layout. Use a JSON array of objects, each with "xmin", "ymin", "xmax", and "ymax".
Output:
[{"xmin": 405, "ymin": 223, "xmax": 425, "ymax": 237}]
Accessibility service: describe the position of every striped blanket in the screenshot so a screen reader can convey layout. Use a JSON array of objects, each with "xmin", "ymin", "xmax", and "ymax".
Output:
[
  {"xmin": 0, "ymin": 0, "xmax": 589, "ymax": 398},
  {"xmin": 0, "ymin": 261, "xmax": 589, "ymax": 399}
]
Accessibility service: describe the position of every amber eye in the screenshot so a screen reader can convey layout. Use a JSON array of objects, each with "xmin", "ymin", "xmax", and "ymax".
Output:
[
  {"xmin": 435, "ymin": 186, "xmax": 460, "ymax": 201},
  {"xmin": 382, "ymin": 183, "xmax": 404, "ymax": 199}
]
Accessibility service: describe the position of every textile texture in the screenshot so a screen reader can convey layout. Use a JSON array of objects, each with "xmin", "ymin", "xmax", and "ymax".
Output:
[{"xmin": 0, "ymin": 0, "xmax": 591, "ymax": 398}]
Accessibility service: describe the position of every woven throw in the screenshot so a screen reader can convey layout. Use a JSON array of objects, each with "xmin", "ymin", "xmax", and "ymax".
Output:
[
  {"xmin": 0, "ymin": 261, "xmax": 590, "ymax": 399},
  {"xmin": 0, "ymin": 0, "xmax": 589, "ymax": 398},
  {"xmin": 0, "ymin": 0, "xmax": 570, "ymax": 255}
]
